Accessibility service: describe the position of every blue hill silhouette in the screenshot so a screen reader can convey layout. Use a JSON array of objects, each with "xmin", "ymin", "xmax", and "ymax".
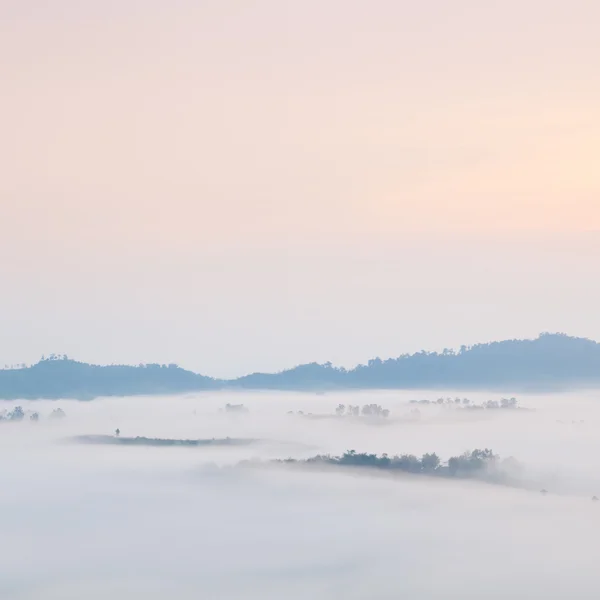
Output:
[
  {"xmin": 1, "ymin": 333, "xmax": 599, "ymax": 399},
  {"xmin": 0, "ymin": 358, "xmax": 217, "ymax": 400},
  {"xmin": 234, "ymin": 332, "xmax": 600, "ymax": 391}
]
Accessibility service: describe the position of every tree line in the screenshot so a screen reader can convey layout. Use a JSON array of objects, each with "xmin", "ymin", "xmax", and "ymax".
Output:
[
  {"xmin": 0, "ymin": 407, "xmax": 66, "ymax": 422},
  {"xmin": 275, "ymin": 448, "xmax": 518, "ymax": 482}
]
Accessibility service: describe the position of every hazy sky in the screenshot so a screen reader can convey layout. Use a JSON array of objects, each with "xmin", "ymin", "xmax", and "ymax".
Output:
[{"xmin": 1, "ymin": 1, "xmax": 599, "ymax": 376}]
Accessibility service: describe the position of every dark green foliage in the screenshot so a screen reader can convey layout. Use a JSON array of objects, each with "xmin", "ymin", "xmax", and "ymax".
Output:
[
  {"xmin": 421, "ymin": 452, "xmax": 441, "ymax": 471},
  {"xmin": 447, "ymin": 449, "xmax": 497, "ymax": 476},
  {"xmin": 277, "ymin": 448, "xmax": 503, "ymax": 481}
]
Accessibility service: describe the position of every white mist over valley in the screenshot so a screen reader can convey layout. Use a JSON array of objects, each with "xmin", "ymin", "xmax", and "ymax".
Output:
[{"xmin": 3, "ymin": 390, "xmax": 600, "ymax": 599}]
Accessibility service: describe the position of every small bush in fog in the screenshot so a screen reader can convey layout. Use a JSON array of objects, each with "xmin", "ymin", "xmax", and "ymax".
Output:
[{"xmin": 224, "ymin": 403, "xmax": 249, "ymax": 414}]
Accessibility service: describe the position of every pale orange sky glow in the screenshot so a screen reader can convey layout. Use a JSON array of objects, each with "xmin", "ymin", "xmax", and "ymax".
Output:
[{"xmin": 1, "ymin": 0, "xmax": 599, "ymax": 374}]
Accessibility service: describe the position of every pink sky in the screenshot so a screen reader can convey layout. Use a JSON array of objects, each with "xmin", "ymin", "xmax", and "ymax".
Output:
[{"xmin": 1, "ymin": 1, "xmax": 599, "ymax": 374}]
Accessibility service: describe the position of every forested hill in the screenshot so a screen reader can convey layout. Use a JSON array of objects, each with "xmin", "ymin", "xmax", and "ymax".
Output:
[
  {"xmin": 233, "ymin": 333, "xmax": 600, "ymax": 391},
  {"xmin": 0, "ymin": 358, "xmax": 218, "ymax": 400},
  {"xmin": 1, "ymin": 334, "xmax": 600, "ymax": 399}
]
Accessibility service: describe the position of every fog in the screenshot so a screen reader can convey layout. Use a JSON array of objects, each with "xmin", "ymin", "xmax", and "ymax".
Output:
[{"xmin": 3, "ymin": 390, "xmax": 600, "ymax": 599}]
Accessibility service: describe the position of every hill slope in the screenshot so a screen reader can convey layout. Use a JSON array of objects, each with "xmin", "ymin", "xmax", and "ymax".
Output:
[
  {"xmin": 1, "ymin": 333, "xmax": 599, "ymax": 399},
  {"xmin": 233, "ymin": 333, "xmax": 600, "ymax": 390},
  {"xmin": 0, "ymin": 358, "xmax": 218, "ymax": 400}
]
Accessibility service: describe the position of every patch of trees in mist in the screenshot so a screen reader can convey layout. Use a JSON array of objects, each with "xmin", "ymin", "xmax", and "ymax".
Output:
[
  {"xmin": 274, "ymin": 448, "xmax": 517, "ymax": 484},
  {"xmin": 289, "ymin": 398, "xmax": 527, "ymax": 421},
  {"xmin": 71, "ymin": 434, "xmax": 256, "ymax": 447},
  {"xmin": 410, "ymin": 397, "xmax": 525, "ymax": 410},
  {"xmin": 290, "ymin": 403, "xmax": 391, "ymax": 420},
  {"xmin": 270, "ymin": 450, "xmax": 600, "ymax": 501},
  {"xmin": 0, "ymin": 406, "xmax": 66, "ymax": 422}
]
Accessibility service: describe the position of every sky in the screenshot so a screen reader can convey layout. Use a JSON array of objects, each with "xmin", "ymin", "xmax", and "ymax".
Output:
[
  {"xmin": 4, "ymin": 390, "xmax": 600, "ymax": 598},
  {"xmin": 1, "ymin": 1, "xmax": 599, "ymax": 376}
]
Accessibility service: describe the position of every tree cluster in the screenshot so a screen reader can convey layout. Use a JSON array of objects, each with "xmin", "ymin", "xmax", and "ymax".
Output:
[
  {"xmin": 277, "ymin": 448, "xmax": 514, "ymax": 481},
  {"xmin": 409, "ymin": 397, "xmax": 520, "ymax": 410},
  {"xmin": 335, "ymin": 404, "xmax": 390, "ymax": 418},
  {"xmin": 0, "ymin": 406, "xmax": 66, "ymax": 422},
  {"xmin": 224, "ymin": 403, "xmax": 249, "ymax": 413}
]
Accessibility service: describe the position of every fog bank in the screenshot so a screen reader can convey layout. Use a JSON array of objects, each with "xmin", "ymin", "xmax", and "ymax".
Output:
[{"xmin": 3, "ymin": 389, "xmax": 600, "ymax": 598}]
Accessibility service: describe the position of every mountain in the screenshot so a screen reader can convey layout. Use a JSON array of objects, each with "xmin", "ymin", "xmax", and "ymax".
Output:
[
  {"xmin": 232, "ymin": 333, "xmax": 600, "ymax": 391},
  {"xmin": 0, "ymin": 358, "xmax": 218, "ymax": 400},
  {"xmin": 1, "ymin": 333, "xmax": 600, "ymax": 399}
]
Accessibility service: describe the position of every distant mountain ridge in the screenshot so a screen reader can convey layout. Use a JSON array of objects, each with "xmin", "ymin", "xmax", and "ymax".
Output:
[
  {"xmin": 1, "ymin": 333, "xmax": 599, "ymax": 400},
  {"xmin": 234, "ymin": 333, "xmax": 600, "ymax": 391},
  {"xmin": 0, "ymin": 359, "xmax": 218, "ymax": 400}
]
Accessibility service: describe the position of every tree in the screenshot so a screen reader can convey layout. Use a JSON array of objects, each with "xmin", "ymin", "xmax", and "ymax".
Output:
[
  {"xmin": 361, "ymin": 404, "xmax": 389, "ymax": 417},
  {"xmin": 50, "ymin": 408, "xmax": 66, "ymax": 419},
  {"xmin": 9, "ymin": 406, "xmax": 25, "ymax": 421},
  {"xmin": 421, "ymin": 453, "xmax": 440, "ymax": 471},
  {"xmin": 393, "ymin": 454, "xmax": 422, "ymax": 473}
]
